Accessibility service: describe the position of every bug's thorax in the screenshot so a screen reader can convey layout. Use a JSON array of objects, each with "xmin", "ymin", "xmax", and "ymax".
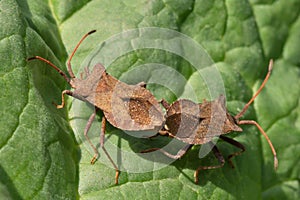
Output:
[{"xmin": 70, "ymin": 63, "xmax": 106, "ymax": 98}]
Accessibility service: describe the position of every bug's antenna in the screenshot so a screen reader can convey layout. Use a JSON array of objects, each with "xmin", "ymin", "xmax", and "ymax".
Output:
[
  {"xmin": 234, "ymin": 59, "xmax": 278, "ymax": 170},
  {"xmin": 235, "ymin": 59, "xmax": 273, "ymax": 119},
  {"xmin": 67, "ymin": 30, "xmax": 96, "ymax": 78},
  {"xmin": 27, "ymin": 56, "xmax": 71, "ymax": 83},
  {"xmin": 238, "ymin": 120, "xmax": 278, "ymax": 170},
  {"xmin": 27, "ymin": 30, "xmax": 97, "ymax": 84}
]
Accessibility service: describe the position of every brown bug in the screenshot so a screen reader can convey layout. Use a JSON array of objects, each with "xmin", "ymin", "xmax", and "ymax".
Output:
[
  {"xmin": 28, "ymin": 30, "xmax": 165, "ymax": 184},
  {"xmin": 142, "ymin": 60, "xmax": 278, "ymax": 183}
]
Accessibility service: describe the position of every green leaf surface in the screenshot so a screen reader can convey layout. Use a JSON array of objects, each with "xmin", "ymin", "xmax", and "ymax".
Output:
[{"xmin": 1, "ymin": 0, "xmax": 299, "ymax": 199}]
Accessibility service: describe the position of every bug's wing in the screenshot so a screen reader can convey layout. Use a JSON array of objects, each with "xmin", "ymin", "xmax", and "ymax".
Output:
[
  {"xmin": 164, "ymin": 95, "xmax": 242, "ymax": 147},
  {"xmin": 165, "ymin": 99, "xmax": 202, "ymax": 144},
  {"xmin": 193, "ymin": 95, "xmax": 242, "ymax": 144},
  {"xmin": 77, "ymin": 66, "xmax": 164, "ymax": 134},
  {"xmin": 165, "ymin": 112, "xmax": 200, "ymax": 144},
  {"xmin": 90, "ymin": 71, "xmax": 164, "ymax": 132}
]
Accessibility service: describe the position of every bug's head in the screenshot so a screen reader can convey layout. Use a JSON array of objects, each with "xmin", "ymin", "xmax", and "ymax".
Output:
[
  {"xmin": 223, "ymin": 113, "xmax": 243, "ymax": 133},
  {"xmin": 27, "ymin": 30, "xmax": 97, "ymax": 89},
  {"xmin": 213, "ymin": 95, "xmax": 243, "ymax": 133}
]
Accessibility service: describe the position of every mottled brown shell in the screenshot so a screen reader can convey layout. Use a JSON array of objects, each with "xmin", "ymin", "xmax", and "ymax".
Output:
[
  {"xmin": 73, "ymin": 63, "xmax": 164, "ymax": 133},
  {"xmin": 165, "ymin": 95, "xmax": 242, "ymax": 144}
]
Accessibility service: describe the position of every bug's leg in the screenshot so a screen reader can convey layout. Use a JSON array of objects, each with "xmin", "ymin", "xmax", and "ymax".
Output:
[
  {"xmin": 194, "ymin": 142, "xmax": 225, "ymax": 184},
  {"xmin": 159, "ymin": 99, "xmax": 170, "ymax": 110},
  {"xmin": 53, "ymin": 90, "xmax": 73, "ymax": 109},
  {"xmin": 141, "ymin": 144, "xmax": 192, "ymax": 159},
  {"xmin": 100, "ymin": 116, "xmax": 120, "ymax": 184},
  {"xmin": 143, "ymin": 129, "xmax": 171, "ymax": 139},
  {"xmin": 84, "ymin": 108, "xmax": 99, "ymax": 164},
  {"xmin": 219, "ymin": 135, "xmax": 245, "ymax": 168},
  {"xmin": 158, "ymin": 130, "xmax": 172, "ymax": 136}
]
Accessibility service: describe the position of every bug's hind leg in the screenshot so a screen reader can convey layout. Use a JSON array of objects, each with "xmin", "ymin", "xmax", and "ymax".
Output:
[
  {"xmin": 219, "ymin": 135, "xmax": 245, "ymax": 168},
  {"xmin": 194, "ymin": 142, "xmax": 225, "ymax": 184}
]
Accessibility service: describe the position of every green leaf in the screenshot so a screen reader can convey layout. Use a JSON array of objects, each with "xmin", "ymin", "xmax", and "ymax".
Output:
[{"xmin": 1, "ymin": 0, "xmax": 299, "ymax": 199}]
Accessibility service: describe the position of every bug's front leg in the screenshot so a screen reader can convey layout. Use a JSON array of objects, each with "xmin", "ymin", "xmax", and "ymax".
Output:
[
  {"xmin": 54, "ymin": 90, "xmax": 88, "ymax": 109},
  {"xmin": 53, "ymin": 90, "xmax": 73, "ymax": 109}
]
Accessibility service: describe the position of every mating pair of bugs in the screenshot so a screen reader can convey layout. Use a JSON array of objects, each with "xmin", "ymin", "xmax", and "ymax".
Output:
[{"xmin": 28, "ymin": 30, "xmax": 278, "ymax": 184}]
